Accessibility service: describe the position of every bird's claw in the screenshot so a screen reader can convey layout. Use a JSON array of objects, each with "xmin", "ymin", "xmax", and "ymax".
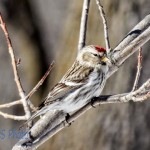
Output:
[
  {"xmin": 65, "ymin": 113, "xmax": 71, "ymax": 126},
  {"xmin": 91, "ymin": 97, "xmax": 97, "ymax": 108}
]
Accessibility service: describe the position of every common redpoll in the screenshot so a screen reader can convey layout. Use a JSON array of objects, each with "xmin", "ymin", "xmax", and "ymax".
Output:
[{"xmin": 27, "ymin": 45, "xmax": 110, "ymax": 123}]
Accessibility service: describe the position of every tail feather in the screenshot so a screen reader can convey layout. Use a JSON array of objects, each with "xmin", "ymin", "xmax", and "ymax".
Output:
[
  {"xmin": 19, "ymin": 105, "xmax": 51, "ymax": 130},
  {"xmin": 19, "ymin": 110, "xmax": 44, "ymax": 130}
]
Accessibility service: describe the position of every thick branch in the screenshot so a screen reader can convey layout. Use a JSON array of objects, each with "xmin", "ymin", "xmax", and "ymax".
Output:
[{"xmin": 108, "ymin": 14, "xmax": 150, "ymax": 77}]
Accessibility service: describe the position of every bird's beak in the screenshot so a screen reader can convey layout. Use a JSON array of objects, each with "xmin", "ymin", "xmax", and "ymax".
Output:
[{"xmin": 101, "ymin": 56, "xmax": 110, "ymax": 63}]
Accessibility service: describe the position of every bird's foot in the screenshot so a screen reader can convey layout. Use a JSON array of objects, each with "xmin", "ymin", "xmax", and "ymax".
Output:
[
  {"xmin": 91, "ymin": 97, "xmax": 98, "ymax": 108},
  {"xmin": 65, "ymin": 113, "xmax": 71, "ymax": 127}
]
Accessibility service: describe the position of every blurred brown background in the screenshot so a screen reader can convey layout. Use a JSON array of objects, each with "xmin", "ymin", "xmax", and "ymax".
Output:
[{"xmin": 0, "ymin": 0, "xmax": 150, "ymax": 150}]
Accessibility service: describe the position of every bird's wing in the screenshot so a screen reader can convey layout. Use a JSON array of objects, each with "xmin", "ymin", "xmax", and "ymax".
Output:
[{"xmin": 38, "ymin": 61, "xmax": 93, "ymax": 109}]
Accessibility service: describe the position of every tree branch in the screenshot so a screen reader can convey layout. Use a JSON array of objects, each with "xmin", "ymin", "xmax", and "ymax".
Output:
[
  {"xmin": 26, "ymin": 61, "xmax": 55, "ymax": 100},
  {"xmin": 0, "ymin": 100, "xmax": 21, "ymax": 109},
  {"xmin": 0, "ymin": 13, "xmax": 31, "ymax": 120},
  {"xmin": 108, "ymin": 14, "xmax": 150, "ymax": 77},
  {"xmin": 96, "ymin": 0, "xmax": 111, "ymax": 53},
  {"xmin": 78, "ymin": 0, "xmax": 90, "ymax": 52},
  {"xmin": 132, "ymin": 47, "xmax": 142, "ymax": 91},
  {"xmin": 0, "ymin": 111, "xmax": 26, "ymax": 120}
]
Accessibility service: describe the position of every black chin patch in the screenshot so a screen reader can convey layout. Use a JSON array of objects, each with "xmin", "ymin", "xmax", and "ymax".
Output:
[{"xmin": 101, "ymin": 62, "xmax": 106, "ymax": 65}]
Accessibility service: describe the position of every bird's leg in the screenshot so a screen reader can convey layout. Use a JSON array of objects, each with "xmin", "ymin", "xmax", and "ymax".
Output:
[{"xmin": 65, "ymin": 113, "xmax": 71, "ymax": 126}]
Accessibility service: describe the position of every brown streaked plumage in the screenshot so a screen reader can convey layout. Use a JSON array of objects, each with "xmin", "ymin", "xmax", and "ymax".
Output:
[{"xmin": 23, "ymin": 45, "xmax": 110, "ymax": 125}]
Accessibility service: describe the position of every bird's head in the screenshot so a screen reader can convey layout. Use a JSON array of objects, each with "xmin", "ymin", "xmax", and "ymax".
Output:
[{"xmin": 77, "ymin": 45, "xmax": 110, "ymax": 68}]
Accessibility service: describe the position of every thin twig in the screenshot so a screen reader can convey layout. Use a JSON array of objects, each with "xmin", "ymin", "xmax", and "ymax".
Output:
[
  {"xmin": 0, "ymin": 13, "xmax": 31, "ymax": 119},
  {"xmin": 27, "ymin": 61, "xmax": 55, "ymax": 100},
  {"xmin": 26, "ymin": 61, "xmax": 54, "ymax": 111},
  {"xmin": 132, "ymin": 47, "xmax": 143, "ymax": 91},
  {"xmin": 96, "ymin": 0, "xmax": 110, "ymax": 53},
  {"xmin": 78, "ymin": 0, "xmax": 90, "ymax": 52},
  {"xmin": 0, "ymin": 100, "xmax": 21, "ymax": 109},
  {"xmin": 0, "ymin": 14, "xmax": 24, "ymax": 97},
  {"xmin": 0, "ymin": 111, "xmax": 26, "ymax": 120}
]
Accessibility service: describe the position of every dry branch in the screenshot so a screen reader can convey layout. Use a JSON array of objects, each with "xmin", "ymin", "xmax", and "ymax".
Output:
[
  {"xmin": 0, "ymin": 100, "xmax": 21, "ymax": 109},
  {"xmin": 78, "ymin": 0, "xmax": 90, "ymax": 52},
  {"xmin": 96, "ymin": 0, "xmax": 110, "ymax": 53},
  {"xmin": 132, "ymin": 47, "xmax": 143, "ymax": 91},
  {"xmin": 0, "ymin": 13, "xmax": 31, "ymax": 119},
  {"xmin": 0, "ymin": 111, "xmax": 26, "ymax": 120},
  {"xmin": 26, "ymin": 61, "xmax": 55, "ymax": 100},
  {"xmin": 26, "ymin": 61, "xmax": 54, "ymax": 111}
]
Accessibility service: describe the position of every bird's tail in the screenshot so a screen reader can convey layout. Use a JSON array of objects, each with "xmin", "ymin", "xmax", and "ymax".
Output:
[{"xmin": 19, "ymin": 109, "xmax": 46, "ymax": 130}]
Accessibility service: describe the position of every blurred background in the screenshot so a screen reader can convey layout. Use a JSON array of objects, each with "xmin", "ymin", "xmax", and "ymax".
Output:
[{"xmin": 0, "ymin": 0, "xmax": 150, "ymax": 149}]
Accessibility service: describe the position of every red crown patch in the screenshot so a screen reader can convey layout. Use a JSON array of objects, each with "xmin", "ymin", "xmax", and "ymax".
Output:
[{"xmin": 95, "ymin": 46, "xmax": 106, "ymax": 52}]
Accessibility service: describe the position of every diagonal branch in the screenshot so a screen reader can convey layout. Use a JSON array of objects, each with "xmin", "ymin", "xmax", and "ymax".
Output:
[
  {"xmin": 108, "ymin": 14, "xmax": 150, "ymax": 77},
  {"xmin": 26, "ymin": 61, "xmax": 55, "ymax": 100}
]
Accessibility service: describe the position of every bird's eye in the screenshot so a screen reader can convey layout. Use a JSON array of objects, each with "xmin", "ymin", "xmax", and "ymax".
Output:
[{"xmin": 93, "ymin": 54, "xmax": 98, "ymax": 57}]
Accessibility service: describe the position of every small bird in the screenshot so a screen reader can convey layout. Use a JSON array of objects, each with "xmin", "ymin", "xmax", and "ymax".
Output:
[{"xmin": 25, "ymin": 45, "xmax": 110, "ymax": 124}]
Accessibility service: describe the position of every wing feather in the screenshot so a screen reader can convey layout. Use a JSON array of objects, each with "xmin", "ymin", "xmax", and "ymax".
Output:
[{"xmin": 37, "ymin": 61, "xmax": 93, "ymax": 109}]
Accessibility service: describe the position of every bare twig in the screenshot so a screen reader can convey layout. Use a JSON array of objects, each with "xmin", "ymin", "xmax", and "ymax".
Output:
[
  {"xmin": 132, "ymin": 47, "xmax": 143, "ymax": 91},
  {"xmin": 0, "ymin": 100, "xmax": 21, "ymax": 109},
  {"xmin": 0, "ymin": 111, "xmax": 26, "ymax": 120},
  {"xmin": 0, "ymin": 14, "xmax": 24, "ymax": 97},
  {"xmin": 78, "ymin": 0, "xmax": 90, "ymax": 52},
  {"xmin": 25, "ymin": 61, "xmax": 54, "ymax": 111},
  {"xmin": 96, "ymin": 0, "xmax": 110, "ymax": 53},
  {"xmin": 26, "ymin": 61, "xmax": 55, "ymax": 100},
  {"xmin": 0, "ymin": 13, "xmax": 31, "ymax": 119}
]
